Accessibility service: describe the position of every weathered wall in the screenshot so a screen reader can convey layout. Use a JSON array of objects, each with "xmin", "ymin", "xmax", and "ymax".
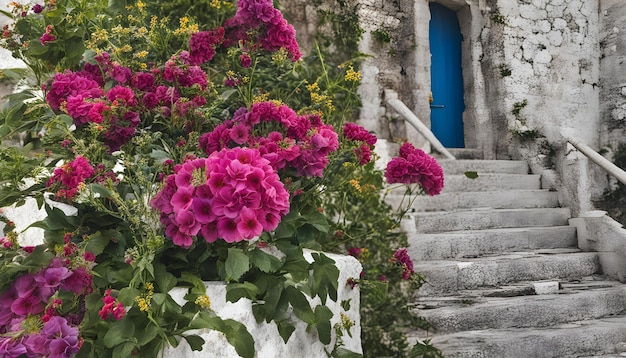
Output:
[{"xmin": 599, "ymin": 0, "xmax": 626, "ymax": 153}]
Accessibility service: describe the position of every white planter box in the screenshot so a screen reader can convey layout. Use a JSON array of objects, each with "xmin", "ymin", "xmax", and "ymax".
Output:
[{"xmin": 164, "ymin": 252, "xmax": 362, "ymax": 358}]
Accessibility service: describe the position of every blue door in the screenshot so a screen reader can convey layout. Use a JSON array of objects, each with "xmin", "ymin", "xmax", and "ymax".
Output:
[{"xmin": 429, "ymin": 3, "xmax": 465, "ymax": 148}]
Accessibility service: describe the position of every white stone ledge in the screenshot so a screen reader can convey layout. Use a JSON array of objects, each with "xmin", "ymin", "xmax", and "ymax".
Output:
[{"xmin": 165, "ymin": 252, "xmax": 362, "ymax": 357}]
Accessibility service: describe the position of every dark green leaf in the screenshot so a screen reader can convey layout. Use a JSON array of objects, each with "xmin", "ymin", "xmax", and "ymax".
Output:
[
  {"xmin": 314, "ymin": 305, "xmax": 333, "ymax": 345},
  {"xmin": 225, "ymin": 248, "xmax": 249, "ymax": 281},
  {"xmin": 310, "ymin": 253, "xmax": 339, "ymax": 304},
  {"xmin": 464, "ymin": 171, "xmax": 479, "ymax": 179},
  {"xmin": 276, "ymin": 319, "xmax": 296, "ymax": 343},
  {"xmin": 108, "ymin": 0, "xmax": 127, "ymax": 13},
  {"xmin": 226, "ymin": 282, "xmax": 258, "ymax": 302},
  {"xmin": 183, "ymin": 335, "xmax": 205, "ymax": 351},
  {"xmin": 84, "ymin": 231, "xmax": 111, "ymax": 256},
  {"xmin": 332, "ymin": 348, "xmax": 363, "ymax": 358},
  {"xmin": 284, "ymin": 286, "xmax": 314, "ymax": 324},
  {"xmin": 103, "ymin": 319, "xmax": 135, "ymax": 348},
  {"xmin": 248, "ymin": 248, "xmax": 283, "ymax": 273}
]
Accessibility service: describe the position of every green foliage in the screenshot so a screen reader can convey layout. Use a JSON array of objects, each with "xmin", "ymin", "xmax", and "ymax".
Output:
[
  {"xmin": 371, "ymin": 29, "xmax": 391, "ymax": 44},
  {"xmin": 498, "ymin": 64, "xmax": 511, "ymax": 77},
  {"xmin": 595, "ymin": 143, "xmax": 626, "ymax": 226}
]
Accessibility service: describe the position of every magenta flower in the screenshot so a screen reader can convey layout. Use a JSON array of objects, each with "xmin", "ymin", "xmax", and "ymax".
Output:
[
  {"xmin": 392, "ymin": 248, "xmax": 415, "ymax": 280},
  {"xmin": 384, "ymin": 142, "xmax": 444, "ymax": 196},
  {"xmin": 151, "ymin": 147, "xmax": 291, "ymax": 247},
  {"xmin": 343, "ymin": 122, "xmax": 377, "ymax": 146},
  {"xmin": 0, "ymin": 337, "xmax": 27, "ymax": 357},
  {"xmin": 39, "ymin": 32, "xmax": 56, "ymax": 46}
]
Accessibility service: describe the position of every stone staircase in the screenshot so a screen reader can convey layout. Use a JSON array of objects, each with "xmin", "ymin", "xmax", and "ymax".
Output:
[{"xmin": 395, "ymin": 157, "xmax": 626, "ymax": 358}]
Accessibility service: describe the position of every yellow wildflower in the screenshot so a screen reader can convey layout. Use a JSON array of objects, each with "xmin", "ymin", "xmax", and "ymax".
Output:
[
  {"xmin": 135, "ymin": 282, "xmax": 154, "ymax": 312},
  {"xmin": 195, "ymin": 294, "xmax": 211, "ymax": 309},
  {"xmin": 310, "ymin": 92, "xmax": 327, "ymax": 104},
  {"xmin": 344, "ymin": 66, "xmax": 361, "ymax": 82},
  {"xmin": 253, "ymin": 93, "xmax": 270, "ymax": 103},
  {"xmin": 210, "ymin": 0, "xmax": 221, "ymax": 9},
  {"xmin": 349, "ymin": 179, "xmax": 362, "ymax": 192},
  {"xmin": 120, "ymin": 44, "xmax": 133, "ymax": 52},
  {"xmin": 306, "ymin": 82, "xmax": 320, "ymax": 92},
  {"xmin": 134, "ymin": 50, "xmax": 148, "ymax": 59},
  {"xmin": 325, "ymin": 99, "xmax": 335, "ymax": 111},
  {"xmin": 136, "ymin": 0, "xmax": 146, "ymax": 10}
]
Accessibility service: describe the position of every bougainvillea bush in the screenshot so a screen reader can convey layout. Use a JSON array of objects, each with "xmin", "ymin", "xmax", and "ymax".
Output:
[{"xmin": 0, "ymin": 0, "xmax": 444, "ymax": 357}]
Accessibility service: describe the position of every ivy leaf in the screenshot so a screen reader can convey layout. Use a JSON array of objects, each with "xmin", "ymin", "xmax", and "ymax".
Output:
[
  {"xmin": 192, "ymin": 311, "xmax": 255, "ymax": 358},
  {"xmin": 84, "ymin": 231, "xmax": 111, "ymax": 256},
  {"xmin": 464, "ymin": 171, "xmax": 479, "ymax": 179},
  {"xmin": 226, "ymin": 282, "xmax": 258, "ymax": 303},
  {"xmin": 310, "ymin": 253, "xmax": 339, "ymax": 304},
  {"xmin": 332, "ymin": 348, "xmax": 363, "ymax": 358},
  {"xmin": 248, "ymin": 248, "xmax": 283, "ymax": 273},
  {"xmin": 183, "ymin": 335, "xmax": 205, "ymax": 351},
  {"xmin": 314, "ymin": 305, "xmax": 333, "ymax": 345},
  {"xmin": 225, "ymin": 248, "xmax": 249, "ymax": 281},
  {"xmin": 103, "ymin": 319, "xmax": 135, "ymax": 348},
  {"xmin": 276, "ymin": 318, "xmax": 296, "ymax": 343},
  {"xmin": 284, "ymin": 285, "xmax": 314, "ymax": 324}
]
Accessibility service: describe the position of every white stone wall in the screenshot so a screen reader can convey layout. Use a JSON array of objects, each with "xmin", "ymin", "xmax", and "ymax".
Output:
[{"xmin": 495, "ymin": 0, "xmax": 600, "ymax": 148}]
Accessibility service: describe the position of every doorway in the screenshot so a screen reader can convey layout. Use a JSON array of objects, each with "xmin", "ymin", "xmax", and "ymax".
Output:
[{"xmin": 429, "ymin": 2, "xmax": 465, "ymax": 148}]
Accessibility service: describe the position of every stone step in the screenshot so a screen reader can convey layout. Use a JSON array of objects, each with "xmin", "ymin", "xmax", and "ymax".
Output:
[
  {"xmin": 442, "ymin": 173, "xmax": 541, "ymax": 192},
  {"xmin": 414, "ymin": 316, "xmax": 626, "ymax": 358},
  {"xmin": 438, "ymin": 159, "xmax": 529, "ymax": 175},
  {"xmin": 415, "ymin": 281, "xmax": 626, "ymax": 333},
  {"xmin": 388, "ymin": 189, "xmax": 560, "ymax": 212},
  {"xmin": 412, "ymin": 208, "xmax": 571, "ymax": 233},
  {"xmin": 407, "ymin": 226, "xmax": 577, "ymax": 260},
  {"xmin": 415, "ymin": 251, "xmax": 600, "ymax": 295},
  {"xmin": 444, "ymin": 148, "xmax": 484, "ymax": 160}
]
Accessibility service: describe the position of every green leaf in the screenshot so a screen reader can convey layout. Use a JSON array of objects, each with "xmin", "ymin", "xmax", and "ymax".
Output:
[
  {"xmin": 332, "ymin": 348, "xmax": 363, "ymax": 358},
  {"xmin": 225, "ymin": 248, "xmax": 249, "ymax": 281},
  {"xmin": 103, "ymin": 319, "xmax": 135, "ymax": 348},
  {"xmin": 314, "ymin": 305, "xmax": 333, "ymax": 345},
  {"xmin": 183, "ymin": 334, "xmax": 205, "ymax": 351},
  {"xmin": 464, "ymin": 171, "xmax": 479, "ymax": 179},
  {"xmin": 226, "ymin": 282, "xmax": 258, "ymax": 302},
  {"xmin": 284, "ymin": 285, "xmax": 314, "ymax": 324},
  {"xmin": 304, "ymin": 210, "xmax": 330, "ymax": 233},
  {"xmin": 153, "ymin": 263, "xmax": 177, "ymax": 292},
  {"xmin": 276, "ymin": 319, "xmax": 296, "ymax": 343},
  {"xmin": 192, "ymin": 312, "xmax": 255, "ymax": 358},
  {"xmin": 310, "ymin": 253, "xmax": 339, "ymax": 304},
  {"xmin": 117, "ymin": 287, "xmax": 141, "ymax": 306},
  {"xmin": 248, "ymin": 248, "xmax": 283, "ymax": 273},
  {"xmin": 112, "ymin": 342, "xmax": 135, "ymax": 357},
  {"xmin": 84, "ymin": 231, "xmax": 111, "ymax": 256},
  {"xmin": 108, "ymin": 0, "xmax": 127, "ymax": 13}
]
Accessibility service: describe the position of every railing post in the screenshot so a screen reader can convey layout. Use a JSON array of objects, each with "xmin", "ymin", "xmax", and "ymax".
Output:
[{"xmin": 384, "ymin": 89, "xmax": 455, "ymax": 160}]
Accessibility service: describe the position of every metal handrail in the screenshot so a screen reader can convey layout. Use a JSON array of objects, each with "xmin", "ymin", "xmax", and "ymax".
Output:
[
  {"xmin": 563, "ymin": 133, "xmax": 626, "ymax": 186},
  {"xmin": 384, "ymin": 89, "xmax": 455, "ymax": 160}
]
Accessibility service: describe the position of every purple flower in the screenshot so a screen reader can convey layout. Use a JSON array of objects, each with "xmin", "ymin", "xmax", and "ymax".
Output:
[
  {"xmin": 384, "ymin": 142, "xmax": 444, "ymax": 196},
  {"xmin": 32, "ymin": 4, "xmax": 43, "ymax": 13},
  {"xmin": 0, "ymin": 337, "xmax": 27, "ymax": 357}
]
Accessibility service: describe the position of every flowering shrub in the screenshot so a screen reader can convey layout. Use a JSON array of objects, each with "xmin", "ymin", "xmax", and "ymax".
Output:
[{"xmin": 0, "ymin": 0, "xmax": 444, "ymax": 357}]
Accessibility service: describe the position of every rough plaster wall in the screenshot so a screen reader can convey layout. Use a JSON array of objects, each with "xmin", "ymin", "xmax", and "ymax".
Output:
[
  {"xmin": 599, "ymin": 0, "xmax": 626, "ymax": 153},
  {"xmin": 493, "ymin": 0, "xmax": 602, "ymax": 215},
  {"xmin": 357, "ymin": 0, "xmax": 427, "ymax": 145},
  {"xmin": 496, "ymin": 0, "xmax": 600, "ymax": 147}
]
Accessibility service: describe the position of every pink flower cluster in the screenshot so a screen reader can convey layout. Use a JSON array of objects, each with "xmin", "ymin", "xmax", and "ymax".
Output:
[
  {"xmin": 150, "ymin": 147, "xmax": 290, "ymax": 248},
  {"xmin": 391, "ymin": 248, "xmax": 414, "ymax": 280},
  {"xmin": 188, "ymin": 27, "xmax": 225, "ymax": 65},
  {"xmin": 343, "ymin": 122, "xmax": 377, "ymax": 165},
  {"xmin": 384, "ymin": 142, "xmax": 444, "ymax": 196},
  {"xmin": 46, "ymin": 156, "xmax": 95, "ymax": 202},
  {"xmin": 98, "ymin": 289, "xmax": 125, "ymax": 321},
  {"xmin": 222, "ymin": 0, "xmax": 301, "ymax": 61},
  {"xmin": 0, "ymin": 253, "xmax": 93, "ymax": 357},
  {"xmin": 45, "ymin": 51, "xmax": 213, "ymax": 151},
  {"xmin": 199, "ymin": 101, "xmax": 339, "ymax": 177}
]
